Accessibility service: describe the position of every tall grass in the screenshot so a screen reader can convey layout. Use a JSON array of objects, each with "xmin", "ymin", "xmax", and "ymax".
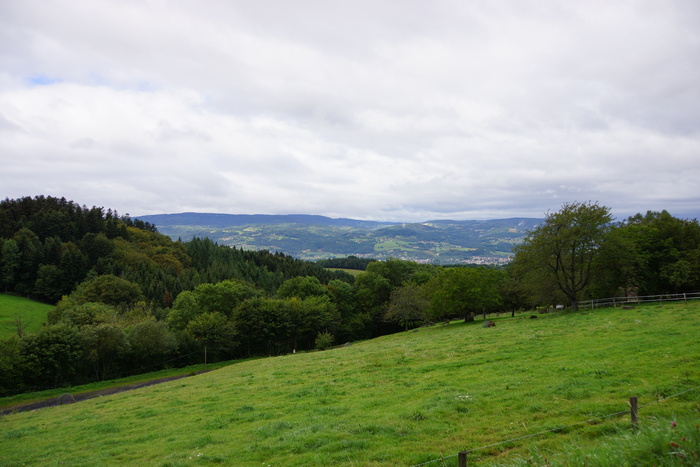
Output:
[
  {"xmin": 1, "ymin": 303, "xmax": 698, "ymax": 466},
  {"xmin": 498, "ymin": 414, "xmax": 700, "ymax": 466}
]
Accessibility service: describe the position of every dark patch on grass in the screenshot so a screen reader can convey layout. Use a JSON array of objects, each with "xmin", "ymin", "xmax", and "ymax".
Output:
[
  {"xmin": 132, "ymin": 433, "xmax": 157, "ymax": 443},
  {"xmin": 2, "ymin": 426, "xmax": 37, "ymax": 440},
  {"xmin": 198, "ymin": 454, "xmax": 229, "ymax": 463},
  {"xmin": 190, "ymin": 435, "xmax": 222, "ymax": 447},
  {"xmin": 349, "ymin": 424, "xmax": 398, "ymax": 437},
  {"xmin": 204, "ymin": 415, "xmax": 233, "ymax": 430},
  {"xmin": 313, "ymin": 405, "xmax": 349, "ymax": 416},
  {"xmin": 94, "ymin": 422, "xmax": 121, "ymax": 434},
  {"xmin": 199, "ymin": 395, "xmax": 221, "ymax": 402},
  {"xmin": 406, "ymin": 411, "xmax": 427, "ymax": 421},
  {"xmin": 290, "ymin": 384, "xmax": 345, "ymax": 398},
  {"xmin": 134, "ymin": 408, "xmax": 160, "ymax": 418}
]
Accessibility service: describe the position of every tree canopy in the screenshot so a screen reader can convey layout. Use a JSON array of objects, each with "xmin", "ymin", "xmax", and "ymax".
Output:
[{"xmin": 512, "ymin": 201, "xmax": 612, "ymax": 310}]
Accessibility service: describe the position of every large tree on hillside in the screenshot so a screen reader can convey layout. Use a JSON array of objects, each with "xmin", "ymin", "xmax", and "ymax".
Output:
[
  {"xmin": 428, "ymin": 266, "xmax": 505, "ymax": 322},
  {"xmin": 512, "ymin": 201, "xmax": 613, "ymax": 310},
  {"xmin": 384, "ymin": 283, "xmax": 430, "ymax": 330}
]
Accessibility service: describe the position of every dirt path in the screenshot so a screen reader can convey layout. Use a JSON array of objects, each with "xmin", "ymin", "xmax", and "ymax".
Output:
[{"xmin": 0, "ymin": 370, "xmax": 210, "ymax": 416}]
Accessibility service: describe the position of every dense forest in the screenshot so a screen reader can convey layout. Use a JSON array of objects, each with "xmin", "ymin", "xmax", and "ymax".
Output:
[
  {"xmin": 315, "ymin": 256, "xmax": 377, "ymax": 270},
  {"xmin": 1, "ymin": 196, "xmax": 699, "ymax": 395}
]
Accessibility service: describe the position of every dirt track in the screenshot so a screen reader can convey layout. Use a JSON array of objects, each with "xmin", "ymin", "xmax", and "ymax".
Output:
[{"xmin": 0, "ymin": 371, "xmax": 209, "ymax": 416}]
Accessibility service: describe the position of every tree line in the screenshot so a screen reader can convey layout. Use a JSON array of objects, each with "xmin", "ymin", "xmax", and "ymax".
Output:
[
  {"xmin": 1, "ymin": 197, "xmax": 698, "ymax": 395},
  {"xmin": 510, "ymin": 202, "xmax": 700, "ymax": 310}
]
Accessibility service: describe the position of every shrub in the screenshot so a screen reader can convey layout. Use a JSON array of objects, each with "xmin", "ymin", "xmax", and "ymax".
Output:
[{"xmin": 314, "ymin": 332, "xmax": 334, "ymax": 351}]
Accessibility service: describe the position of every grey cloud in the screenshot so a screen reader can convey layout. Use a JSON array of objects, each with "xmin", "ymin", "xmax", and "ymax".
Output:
[
  {"xmin": 70, "ymin": 138, "xmax": 97, "ymax": 149},
  {"xmin": 1, "ymin": 0, "xmax": 699, "ymax": 222},
  {"xmin": 151, "ymin": 121, "xmax": 211, "ymax": 143},
  {"xmin": 0, "ymin": 113, "xmax": 25, "ymax": 133}
]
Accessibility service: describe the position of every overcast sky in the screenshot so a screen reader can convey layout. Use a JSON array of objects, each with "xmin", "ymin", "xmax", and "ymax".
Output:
[{"xmin": 1, "ymin": 1, "xmax": 699, "ymax": 222}]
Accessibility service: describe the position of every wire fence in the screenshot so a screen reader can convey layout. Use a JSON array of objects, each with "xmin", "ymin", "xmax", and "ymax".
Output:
[
  {"xmin": 578, "ymin": 291, "xmax": 700, "ymax": 310},
  {"xmin": 411, "ymin": 384, "xmax": 700, "ymax": 466}
]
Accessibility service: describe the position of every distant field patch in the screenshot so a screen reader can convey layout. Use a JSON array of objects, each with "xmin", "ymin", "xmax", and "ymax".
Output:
[
  {"xmin": 0, "ymin": 294, "xmax": 53, "ymax": 337},
  {"xmin": 374, "ymin": 240, "xmax": 415, "ymax": 251},
  {"xmin": 435, "ymin": 244, "xmax": 476, "ymax": 252},
  {"xmin": 325, "ymin": 268, "xmax": 363, "ymax": 276}
]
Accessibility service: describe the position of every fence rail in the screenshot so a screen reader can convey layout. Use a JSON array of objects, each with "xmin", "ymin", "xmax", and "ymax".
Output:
[{"xmin": 578, "ymin": 291, "xmax": 700, "ymax": 309}]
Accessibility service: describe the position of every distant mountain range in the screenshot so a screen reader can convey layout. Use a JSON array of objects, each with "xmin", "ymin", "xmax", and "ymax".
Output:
[
  {"xmin": 138, "ymin": 213, "xmax": 390, "ymax": 229},
  {"xmin": 137, "ymin": 213, "xmax": 542, "ymax": 265}
]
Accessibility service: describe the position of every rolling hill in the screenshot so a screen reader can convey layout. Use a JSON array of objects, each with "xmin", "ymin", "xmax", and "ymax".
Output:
[
  {"xmin": 2, "ymin": 302, "xmax": 698, "ymax": 466},
  {"xmin": 136, "ymin": 213, "xmax": 541, "ymax": 265}
]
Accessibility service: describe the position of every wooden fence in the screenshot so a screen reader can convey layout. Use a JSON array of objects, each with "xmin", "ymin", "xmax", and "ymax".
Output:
[{"xmin": 578, "ymin": 291, "xmax": 700, "ymax": 310}]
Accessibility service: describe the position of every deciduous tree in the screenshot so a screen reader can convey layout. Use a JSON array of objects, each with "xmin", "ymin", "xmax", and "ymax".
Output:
[
  {"xmin": 186, "ymin": 312, "xmax": 237, "ymax": 361},
  {"xmin": 512, "ymin": 201, "xmax": 612, "ymax": 310},
  {"xmin": 233, "ymin": 298, "xmax": 291, "ymax": 356},
  {"xmin": 21, "ymin": 324, "xmax": 83, "ymax": 386},
  {"xmin": 384, "ymin": 283, "xmax": 430, "ymax": 330},
  {"xmin": 276, "ymin": 276, "xmax": 329, "ymax": 300},
  {"xmin": 81, "ymin": 323, "xmax": 129, "ymax": 380},
  {"xmin": 429, "ymin": 267, "xmax": 504, "ymax": 322},
  {"xmin": 614, "ymin": 210, "xmax": 700, "ymax": 294},
  {"xmin": 127, "ymin": 319, "xmax": 177, "ymax": 367}
]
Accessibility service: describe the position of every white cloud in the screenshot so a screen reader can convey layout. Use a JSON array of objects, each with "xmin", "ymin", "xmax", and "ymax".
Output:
[{"xmin": 1, "ymin": 0, "xmax": 699, "ymax": 222}]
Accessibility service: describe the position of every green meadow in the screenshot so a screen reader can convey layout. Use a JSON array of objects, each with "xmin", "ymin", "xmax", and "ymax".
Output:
[
  {"xmin": 325, "ymin": 267, "xmax": 364, "ymax": 277},
  {"xmin": 0, "ymin": 294, "xmax": 53, "ymax": 338},
  {"xmin": 1, "ymin": 303, "xmax": 699, "ymax": 466}
]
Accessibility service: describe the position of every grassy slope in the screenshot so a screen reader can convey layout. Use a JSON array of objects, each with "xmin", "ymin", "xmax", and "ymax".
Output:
[
  {"xmin": 1, "ymin": 303, "xmax": 699, "ymax": 466},
  {"xmin": 0, "ymin": 294, "xmax": 52, "ymax": 338}
]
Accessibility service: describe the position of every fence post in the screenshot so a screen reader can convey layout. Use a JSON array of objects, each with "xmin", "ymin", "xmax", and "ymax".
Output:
[
  {"xmin": 684, "ymin": 293, "xmax": 688, "ymax": 304},
  {"xmin": 458, "ymin": 451, "xmax": 468, "ymax": 467},
  {"xmin": 630, "ymin": 396, "xmax": 638, "ymax": 430}
]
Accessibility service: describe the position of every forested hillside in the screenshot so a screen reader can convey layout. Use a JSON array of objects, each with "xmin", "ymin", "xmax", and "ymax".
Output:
[
  {"xmin": 1, "ymin": 197, "xmax": 699, "ymax": 398},
  {"xmin": 0, "ymin": 196, "xmax": 355, "ymax": 394}
]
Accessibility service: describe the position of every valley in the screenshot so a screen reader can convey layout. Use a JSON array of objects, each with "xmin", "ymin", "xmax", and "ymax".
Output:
[{"xmin": 137, "ymin": 213, "xmax": 542, "ymax": 264}]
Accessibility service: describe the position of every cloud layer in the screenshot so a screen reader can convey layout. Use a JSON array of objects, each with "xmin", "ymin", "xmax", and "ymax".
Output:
[{"xmin": 2, "ymin": 1, "xmax": 699, "ymax": 221}]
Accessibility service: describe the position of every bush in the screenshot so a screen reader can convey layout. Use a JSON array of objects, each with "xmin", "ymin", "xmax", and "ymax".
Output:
[{"xmin": 314, "ymin": 332, "xmax": 334, "ymax": 351}]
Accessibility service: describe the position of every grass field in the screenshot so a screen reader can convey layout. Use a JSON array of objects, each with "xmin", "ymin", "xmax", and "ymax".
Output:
[
  {"xmin": 325, "ymin": 267, "xmax": 364, "ymax": 277},
  {"xmin": 0, "ymin": 294, "xmax": 53, "ymax": 338},
  {"xmin": 1, "ymin": 302, "xmax": 699, "ymax": 466}
]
